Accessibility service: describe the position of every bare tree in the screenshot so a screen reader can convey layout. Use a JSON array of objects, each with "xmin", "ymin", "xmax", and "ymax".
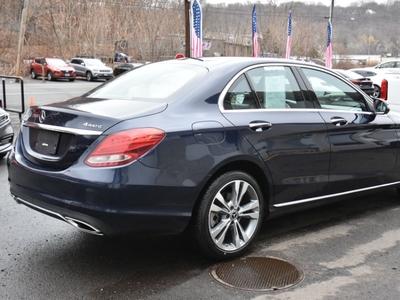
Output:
[{"xmin": 2, "ymin": 0, "xmax": 400, "ymax": 76}]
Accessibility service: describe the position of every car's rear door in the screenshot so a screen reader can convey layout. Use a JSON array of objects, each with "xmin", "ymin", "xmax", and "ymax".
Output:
[
  {"xmin": 221, "ymin": 64, "xmax": 330, "ymax": 205},
  {"xmin": 33, "ymin": 58, "xmax": 45, "ymax": 76},
  {"xmin": 298, "ymin": 66, "xmax": 398, "ymax": 194}
]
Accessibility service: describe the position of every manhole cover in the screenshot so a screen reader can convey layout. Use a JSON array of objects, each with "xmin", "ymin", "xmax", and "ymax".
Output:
[{"xmin": 210, "ymin": 256, "xmax": 303, "ymax": 291}]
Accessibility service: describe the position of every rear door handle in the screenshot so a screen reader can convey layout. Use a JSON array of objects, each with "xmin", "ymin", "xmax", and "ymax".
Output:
[
  {"xmin": 330, "ymin": 116, "xmax": 348, "ymax": 126},
  {"xmin": 249, "ymin": 121, "xmax": 272, "ymax": 132}
]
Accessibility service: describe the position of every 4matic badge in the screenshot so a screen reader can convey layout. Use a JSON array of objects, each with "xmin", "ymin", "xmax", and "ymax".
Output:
[{"xmin": 83, "ymin": 122, "xmax": 103, "ymax": 129}]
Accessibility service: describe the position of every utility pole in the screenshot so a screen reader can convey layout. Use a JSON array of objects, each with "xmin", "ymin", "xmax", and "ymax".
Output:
[
  {"xmin": 185, "ymin": 0, "xmax": 191, "ymax": 58},
  {"xmin": 16, "ymin": 0, "xmax": 30, "ymax": 79}
]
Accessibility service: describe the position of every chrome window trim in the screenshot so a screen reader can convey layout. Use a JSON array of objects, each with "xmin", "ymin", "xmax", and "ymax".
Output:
[
  {"xmin": 218, "ymin": 63, "xmax": 299, "ymax": 112},
  {"xmin": 218, "ymin": 62, "xmax": 374, "ymax": 113},
  {"xmin": 221, "ymin": 107, "xmax": 375, "ymax": 115},
  {"xmin": 273, "ymin": 181, "xmax": 400, "ymax": 208},
  {"xmin": 24, "ymin": 121, "xmax": 103, "ymax": 136}
]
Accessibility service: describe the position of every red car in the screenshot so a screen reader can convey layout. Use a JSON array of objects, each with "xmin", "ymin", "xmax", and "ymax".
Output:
[{"xmin": 30, "ymin": 57, "xmax": 76, "ymax": 81}]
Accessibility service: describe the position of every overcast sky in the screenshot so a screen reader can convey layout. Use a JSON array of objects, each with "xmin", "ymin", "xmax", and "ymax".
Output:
[{"xmin": 204, "ymin": 0, "xmax": 391, "ymax": 7}]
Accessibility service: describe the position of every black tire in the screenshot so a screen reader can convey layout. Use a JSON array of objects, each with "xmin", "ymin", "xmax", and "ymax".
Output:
[
  {"xmin": 47, "ymin": 71, "xmax": 54, "ymax": 81},
  {"xmin": 30, "ymin": 69, "xmax": 37, "ymax": 79},
  {"xmin": 194, "ymin": 171, "xmax": 264, "ymax": 260},
  {"xmin": 86, "ymin": 72, "xmax": 93, "ymax": 81},
  {"xmin": 373, "ymin": 85, "xmax": 380, "ymax": 98},
  {"xmin": 69, "ymin": 78, "xmax": 75, "ymax": 82},
  {"xmin": 0, "ymin": 152, "xmax": 8, "ymax": 159}
]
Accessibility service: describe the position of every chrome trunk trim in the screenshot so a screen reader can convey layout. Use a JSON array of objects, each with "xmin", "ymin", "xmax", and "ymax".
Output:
[{"xmin": 24, "ymin": 121, "xmax": 103, "ymax": 136}]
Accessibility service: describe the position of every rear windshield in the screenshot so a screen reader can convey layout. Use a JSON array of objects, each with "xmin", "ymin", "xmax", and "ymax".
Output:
[{"xmin": 85, "ymin": 63, "xmax": 208, "ymax": 102}]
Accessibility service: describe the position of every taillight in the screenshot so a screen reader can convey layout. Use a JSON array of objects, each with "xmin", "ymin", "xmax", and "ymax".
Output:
[
  {"xmin": 350, "ymin": 79, "xmax": 363, "ymax": 85},
  {"xmin": 85, "ymin": 128, "xmax": 166, "ymax": 167},
  {"xmin": 380, "ymin": 79, "xmax": 388, "ymax": 100}
]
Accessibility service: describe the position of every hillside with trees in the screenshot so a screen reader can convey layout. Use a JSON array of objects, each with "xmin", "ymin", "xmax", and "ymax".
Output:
[{"xmin": 1, "ymin": 0, "xmax": 400, "ymax": 75}]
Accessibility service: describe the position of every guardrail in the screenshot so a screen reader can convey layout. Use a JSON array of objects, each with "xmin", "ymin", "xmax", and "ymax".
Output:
[{"xmin": 1, "ymin": 75, "xmax": 25, "ymax": 121}]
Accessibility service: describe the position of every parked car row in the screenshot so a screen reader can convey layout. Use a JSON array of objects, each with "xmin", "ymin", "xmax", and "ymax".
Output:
[{"xmin": 29, "ymin": 56, "xmax": 144, "ymax": 82}]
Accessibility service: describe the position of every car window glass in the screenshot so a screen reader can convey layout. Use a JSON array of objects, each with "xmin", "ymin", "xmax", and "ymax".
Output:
[
  {"xmin": 86, "ymin": 59, "xmax": 104, "ymax": 67},
  {"xmin": 223, "ymin": 75, "xmax": 256, "ymax": 109},
  {"xmin": 86, "ymin": 63, "xmax": 208, "ymax": 102},
  {"xmin": 381, "ymin": 62, "xmax": 394, "ymax": 68},
  {"xmin": 46, "ymin": 59, "xmax": 66, "ymax": 67},
  {"xmin": 302, "ymin": 68, "xmax": 367, "ymax": 112},
  {"xmin": 247, "ymin": 66, "xmax": 305, "ymax": 109}
]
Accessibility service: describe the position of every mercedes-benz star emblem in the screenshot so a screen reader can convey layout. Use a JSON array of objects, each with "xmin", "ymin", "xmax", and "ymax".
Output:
[{"xmin": 39, "ymin": 110, "xmax": 46, "ymax": 123}]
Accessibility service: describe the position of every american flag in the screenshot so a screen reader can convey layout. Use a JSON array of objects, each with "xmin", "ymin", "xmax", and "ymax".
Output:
[
  {"xmin": 326, "ymin": 21, "xmax": 332, "ymax": 68},
  {"xmin": 191, "ymin": 0, "xmax": 202, "ymax": 58},
  {"xmin": 285, "ymin": 11, "xmax": 292, "ymax": 59},
  {"xmin": 252, "ymin": 5, "xmax": 259, "ymax": 58}
]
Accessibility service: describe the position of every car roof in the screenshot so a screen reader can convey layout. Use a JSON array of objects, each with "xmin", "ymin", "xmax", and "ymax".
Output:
[
  {"xmin": 77, "ymin": 57, "xmax": 99, "ymax": 60},
  {"xmin": 154, "ymin": 57, "xmax": 324, "ymax": 72},
  {"xmin": 33, "ymin": 57, "xmax": 64, "ymax": 60},
  {"xmin": 72, "ymin": 57, "xmax": 100, "ymax": 61}
]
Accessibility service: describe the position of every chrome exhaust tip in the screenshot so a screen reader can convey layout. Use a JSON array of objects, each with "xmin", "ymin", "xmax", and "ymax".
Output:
[
  {"xmin": 11, "ymin": 193, "xmax": 104, "ymax": 236},
  {"xmin": 64, "ymin": 217, "xmax": 104, "ymax": 236}
]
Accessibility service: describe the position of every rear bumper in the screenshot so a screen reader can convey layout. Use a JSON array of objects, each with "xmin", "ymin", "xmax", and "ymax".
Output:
[
  {"xmin": 11, "ymin": 194, "xmax": 104, "ymax": 235},
  {"xmin": 7, "ymin": 152, "xmax": 206, "ymax": 236},
  {"xmin": 53, "ymin": 74, "xmax": 76, "ymax": 79},
  {"xmin": 93, "ymin": 73, "xmax": 113, "ymax": 79}
]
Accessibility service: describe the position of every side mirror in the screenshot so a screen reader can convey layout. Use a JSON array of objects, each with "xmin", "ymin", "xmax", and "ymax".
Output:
[{"xmin": 373, "ymin": 97, "xmax": 390, "ymax": 114}]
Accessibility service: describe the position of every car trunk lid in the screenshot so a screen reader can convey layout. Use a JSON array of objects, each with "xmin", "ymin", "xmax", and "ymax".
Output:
[{"xmin": 20, "ymin": 97, "xmax": 167, "ymax": 170}]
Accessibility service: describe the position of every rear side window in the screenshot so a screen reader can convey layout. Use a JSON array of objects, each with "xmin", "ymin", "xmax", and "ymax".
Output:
[
  {"xmin": 223, "ymin": 65, "xmax": 305, "ymax": 110},
  {"xmin": 379, "ymin": 62, "xmax": 395, "ymax": 68},
  {"xmin": 223, "ymin": 75, "xmax": 256, "ymax": 110},
  {"xmin": 302, "ymin": 68, "xmax": 368, "ymax": 112}
]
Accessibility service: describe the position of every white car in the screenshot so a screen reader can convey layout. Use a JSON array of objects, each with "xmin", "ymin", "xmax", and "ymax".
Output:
[
  {"xmin": 377, "ymin": 74, "xmax": 400, "ymax": 112},
  {"xmin": 69, "ymin": 57, "xmax": 113, "ymax": 81}
]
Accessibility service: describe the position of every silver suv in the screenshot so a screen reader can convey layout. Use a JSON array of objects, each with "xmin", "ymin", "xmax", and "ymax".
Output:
[{"xmin": 69, "ymin": 57, "xmax": 113, "ymax": 81}]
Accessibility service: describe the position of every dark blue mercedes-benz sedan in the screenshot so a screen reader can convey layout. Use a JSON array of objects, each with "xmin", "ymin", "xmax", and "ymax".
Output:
[{"xmin": 7, "ymin": 57, "xmax": 400, "ymax": 259}]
